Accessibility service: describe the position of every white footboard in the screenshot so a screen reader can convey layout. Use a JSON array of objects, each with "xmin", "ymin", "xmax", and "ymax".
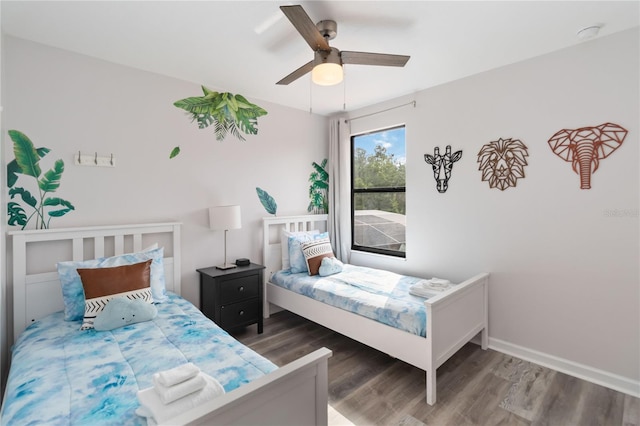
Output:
[
  {"xmin": 424, "ymin": 272, "xmax": 489, "ymax": 404},
  {"xmin": 164, "ymin": 348, "xmax": 332, "ymax": 425}
]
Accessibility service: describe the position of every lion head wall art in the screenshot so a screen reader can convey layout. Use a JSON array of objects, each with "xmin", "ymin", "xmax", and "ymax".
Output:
[
  {"xmin": 477, "ymin": 138, "xmax": 529, "ymax": 191},
  {"xmin": 424, "ymin": 145, "xmax": 463, "ymax": 193},
  {"xmin": 548, "ymin": 122, "xmax": 627, "ymax": 189}
]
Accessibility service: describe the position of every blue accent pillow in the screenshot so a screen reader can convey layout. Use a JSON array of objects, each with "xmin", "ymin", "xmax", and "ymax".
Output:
[
  {"xmin": 93, "ymin": 297, "xmax": 158, "ymax": 331},
  {"xmin": 318, "ymin": 256, "xmax": 344, "ymax": 277},
  {"xmin": 289, "ymin": 232, "xmax": 328, "ymax": 273},
  {"xmin": 57, "ymin": 247, "xmax": 166, "ymax": 321}
]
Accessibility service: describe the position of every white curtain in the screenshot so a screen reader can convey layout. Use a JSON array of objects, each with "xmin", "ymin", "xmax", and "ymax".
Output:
[{"xmin": 327, "ymin": 118, "xmax": 351, "ymax": 262}]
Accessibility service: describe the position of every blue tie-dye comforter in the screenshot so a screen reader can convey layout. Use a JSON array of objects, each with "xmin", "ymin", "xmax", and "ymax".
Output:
[
  {"xmin": 271, "ymin": 264, "xmax": 430, "ymax": 337},
  {"xmin": 0, "ymin": 293, "xmax": 276, "ymax": 425}
]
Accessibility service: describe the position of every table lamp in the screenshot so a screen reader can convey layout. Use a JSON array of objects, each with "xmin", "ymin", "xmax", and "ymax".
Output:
[{"xmin": 209, "ymin": 205, "xmax": 241, "ymax": 269}]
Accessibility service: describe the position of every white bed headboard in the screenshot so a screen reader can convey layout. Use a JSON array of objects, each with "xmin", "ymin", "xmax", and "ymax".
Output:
[
  {"xmin": 9, "ymin": 222, "xmax": 181, "ymax": 342},
  {"xmin": 262, "ymin": 214, "xmax": 328, "ymax": 283}
]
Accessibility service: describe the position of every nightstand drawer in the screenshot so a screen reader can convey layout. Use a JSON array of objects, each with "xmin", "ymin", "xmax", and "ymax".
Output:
[
  {"xmin": 219, "ymin": 275, "xmax": 260, "ymax": 304},
  {"xmin": 220, "ymin": 299, "xmax": 260, "ymax": 327}
]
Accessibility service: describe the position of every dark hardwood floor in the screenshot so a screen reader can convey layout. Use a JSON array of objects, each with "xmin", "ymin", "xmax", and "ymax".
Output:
[{"xmin": 232, "ymin": 310, "xmax": 639, "ymax": 426}]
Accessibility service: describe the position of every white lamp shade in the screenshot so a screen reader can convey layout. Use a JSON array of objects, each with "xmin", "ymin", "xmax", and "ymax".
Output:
[{"xmin": 209, "ymin": 205, "xmax": 241, "ymax": 231}]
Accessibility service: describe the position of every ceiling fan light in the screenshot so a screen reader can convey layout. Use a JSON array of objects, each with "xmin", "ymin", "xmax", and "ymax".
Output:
[{"xmin": 312, "ymin": 62, "xmax": 343, "ymax": 86}]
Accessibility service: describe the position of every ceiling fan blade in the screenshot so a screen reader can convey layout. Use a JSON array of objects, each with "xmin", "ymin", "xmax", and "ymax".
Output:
[
  {"xmin": 341, "ymin": 51, "xmax": 410, "ymax": 67},
  {"xmin": 280, "ymin": 5, "xmax": 330, "ymax": 51},
  {"xmin": 276, "ymin": 60, "xmax": 314, "ymax": 85}
]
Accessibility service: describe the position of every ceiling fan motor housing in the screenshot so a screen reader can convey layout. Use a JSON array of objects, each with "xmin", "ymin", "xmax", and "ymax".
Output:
[
  {"xmin": 314, "ymin": 47, "xmax": 341, "ymax": 66},
  {"xmin": 316, "ymin": 20, "xmax": 337, "ymax": 41}
]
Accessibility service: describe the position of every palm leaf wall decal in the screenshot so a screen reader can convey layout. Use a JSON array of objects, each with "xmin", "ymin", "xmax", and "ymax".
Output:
[
  {"xmin": 39, "ymin": 160, "xmax": 65, "ymax": 192},
  {"xmin": 9, "ymin": 130, "xmax": 42, "ymax": 178},
  {"xmin": 6, "ymin": 130, "xmax": 75, "ymax": 229},
  {"xmin": 7, "ymin": 147, "xmax": 50, "ymax": 188},
  {"xmin": 256, "ymin": 187, "xmax": 277, "ymax": 215},
  {"xmin": 307, "ymin": 159, "xmax": 329, "ymax": 214}
]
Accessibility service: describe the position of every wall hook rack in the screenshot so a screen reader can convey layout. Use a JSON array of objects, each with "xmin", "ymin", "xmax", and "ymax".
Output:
[{"xmin": 75, "ymin": 151, "xmax": 116, "ymax": 168}]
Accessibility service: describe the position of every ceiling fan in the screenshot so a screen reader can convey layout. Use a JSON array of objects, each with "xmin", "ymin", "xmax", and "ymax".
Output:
[{"xmin": 276, "ymin": 5, "xmax": 410, "ymax": 86}]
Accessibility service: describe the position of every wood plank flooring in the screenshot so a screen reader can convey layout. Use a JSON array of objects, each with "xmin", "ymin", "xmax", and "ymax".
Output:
[{"xmin": 231, "ymin": 310, "xmax": 639, "ymax": 426}]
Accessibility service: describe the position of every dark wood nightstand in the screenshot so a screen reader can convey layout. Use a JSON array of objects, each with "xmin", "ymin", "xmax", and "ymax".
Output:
[{"xmin": 197, "ymin": 263, "xmax": 265, "ymax": 334}]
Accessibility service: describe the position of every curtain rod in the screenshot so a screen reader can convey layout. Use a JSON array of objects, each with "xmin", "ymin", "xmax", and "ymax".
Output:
[{"xmin": 345, "ymin": 100, "xmax": 416, "ymax": 123}]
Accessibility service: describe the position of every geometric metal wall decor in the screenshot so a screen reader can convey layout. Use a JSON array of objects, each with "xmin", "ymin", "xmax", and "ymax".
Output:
[
  {"xmin": 424, "ymin": 145, "xmax": 463, "ymax": 193},
  {"xmin": 548, "ymin": 122, "xmax": 628, "ymax": 189},
  {"xmin": 477, "ymin": 138, "xmax": 529, "ymax": 191}
]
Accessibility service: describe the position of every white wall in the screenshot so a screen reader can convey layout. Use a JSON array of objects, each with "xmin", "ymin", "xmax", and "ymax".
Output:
[
  {"xmin": 1, "ymin": 36, "xmax": 327, "ymax": 384},
  {"xmin": 1, "ymin": 27, "xmax": 638, "ymax": 399},
  {"xmin": 349, "ymin": 28, "xmax": 639, "ymax": 390}
]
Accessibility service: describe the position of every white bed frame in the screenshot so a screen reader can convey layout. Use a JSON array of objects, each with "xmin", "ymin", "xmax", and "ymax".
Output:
[
  {"xmin": 7, "ymin": 222, "xmax": 331, "ymax": 426},
  {"xmin": 262, "ymin": 214, "xmax": 489, "ymax": 405}
]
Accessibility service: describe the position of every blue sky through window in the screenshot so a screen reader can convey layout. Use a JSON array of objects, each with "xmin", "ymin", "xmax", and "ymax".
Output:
[{"xmin": 354, "ymin": 126, "xmax": 406, "ymax": 165}]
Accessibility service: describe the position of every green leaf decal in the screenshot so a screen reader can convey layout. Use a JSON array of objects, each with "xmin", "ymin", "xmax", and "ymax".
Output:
[
  {"xmin": 6, "ymin": 130, "xmax": 75, "ymax": 229},
  {"xmin": 39, "ymin": 160, "xmax": 65, "ymax": 192},
  {"xmin": 170, "ymin": 147, "xmax": 181, "ymax": 159},
  {"xmin": 7, "ymin": 160, "xmax": 21, "ymax": 188},
  {"xmin": 9, "ymin": 187, "xmax": 38, "ymax": 208},
  {"xmin": 7, "ymin": 147, "xmax": 50, "ymax": 188},
  {"xmin": 256, "ymin": 187, "xmax": 277, "ymax": 215},
  {"xmin": 307, "ymin": 159, "xmax": 329, "ymax": 214},
  {"xmin": 44, "ymin": 197, "xmax": 75, "ymax": 217},
  {"xmin": 173, "ymin": 87, "xmax": 267, "ymax": 152},
  {"xmin": 9, "ymin": 130, "xmax": 42, "ymax": 178},
  {"xmin": 7, "ymin": 202, "xmax": 27, "ymax": 227}
]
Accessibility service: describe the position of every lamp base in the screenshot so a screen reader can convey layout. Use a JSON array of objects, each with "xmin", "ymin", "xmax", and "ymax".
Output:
[{"xmin": 216, "ymin": 263, "xmax": 237, "ymax": 270}]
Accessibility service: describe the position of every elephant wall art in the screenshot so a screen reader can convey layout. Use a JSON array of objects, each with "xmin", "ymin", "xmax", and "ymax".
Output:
[
  {"xmin": 548, "ymin": 122, "xmax": 628, "ymax": 189},
  {"xmin": 477, "ymin": 138, "xmax": 529, "ymax": 191},
  {"xmin": 424, "ymin": 145, "xmax": 462, "ymax": 193}
]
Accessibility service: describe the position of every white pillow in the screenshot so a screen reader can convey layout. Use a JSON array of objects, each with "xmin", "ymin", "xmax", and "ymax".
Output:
[{"xmin": 280, "ymin": 229, "xmax": 319, "ymax": 270}]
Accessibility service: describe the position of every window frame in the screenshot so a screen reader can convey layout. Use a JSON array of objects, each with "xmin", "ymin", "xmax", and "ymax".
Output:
[{"xmin": 350, "ymin": 125, "xmax": 406, "ymax": 258}]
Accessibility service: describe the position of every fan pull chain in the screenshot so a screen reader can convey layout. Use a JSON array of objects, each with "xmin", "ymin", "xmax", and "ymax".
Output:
[
  {"xmin": 343, "ymin": 67, "xmax": 347, "ymax": 111},
  {"xmin": 309, "ymin": 77, "xmax": 313, "ymax": 114}
]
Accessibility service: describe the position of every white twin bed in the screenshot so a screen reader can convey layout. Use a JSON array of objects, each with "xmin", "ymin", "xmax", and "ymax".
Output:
[
  {"xmin": 1, "ymin": 215, "xmax": 488, "ymax": 425},
  {"xmin": 1, "ymin": 222, "xmax": 331, "ymax": 425},
  {"xmin": 263, "ymin": 214, "xmax": 489, "ymax": 405}
]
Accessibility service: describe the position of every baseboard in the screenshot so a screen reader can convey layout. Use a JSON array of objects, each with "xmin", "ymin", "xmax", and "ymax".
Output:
[{"xmin": 489, "ymin": 337, "xmax": 640, "ymax": 398}]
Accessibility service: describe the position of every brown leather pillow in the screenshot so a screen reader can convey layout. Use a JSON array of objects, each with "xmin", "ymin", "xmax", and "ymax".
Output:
[
  {"xmin": 301, "ymin": 238, "xmax": 335, "ymax": 276},
  {"xmin": 77, "ymin": 259, "xmax": 153, "ymax": 330}
]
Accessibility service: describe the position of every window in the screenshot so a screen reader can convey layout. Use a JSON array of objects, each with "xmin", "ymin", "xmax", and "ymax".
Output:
[{"xmin": 351, "ymin": 125, "xmax": 406, "ymax": 257}]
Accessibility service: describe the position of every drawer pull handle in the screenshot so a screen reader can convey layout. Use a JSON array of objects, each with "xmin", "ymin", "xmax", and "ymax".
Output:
[
  {"xmin": 239, "ymin": 286, "xmax": 244, "ymax": 292},
  {"xmin": 239, "ymin": 310, "xmax": 244, "ymax": 316}
]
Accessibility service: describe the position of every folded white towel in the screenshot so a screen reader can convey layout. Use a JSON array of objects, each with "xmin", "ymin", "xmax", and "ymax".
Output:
[
  {"xmin": 416, "ymin": 278, "xmax": 451, "ymax": 291},
  {"xmin": 426, "ymin": 277, "xmax": 451, "ymax": 288},
  {"xmin": 137, "ymin": 374, "xmax": 225, "ymax": 424},
  {"xmin": 153, "ymin": 373, "xmax": 207, "ymax": 404},
  {"xmin": 153, "ymin": 362, "xmax": 200, "ymax": 387},
  {"xmin": 409, "ymin": 285, "xmax": 438, "ymax": 298}
]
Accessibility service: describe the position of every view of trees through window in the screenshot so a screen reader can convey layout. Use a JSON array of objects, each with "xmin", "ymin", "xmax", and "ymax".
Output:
[{"xmin": 351, "ymin": 125, "xmax": 406, "ymax": 257}]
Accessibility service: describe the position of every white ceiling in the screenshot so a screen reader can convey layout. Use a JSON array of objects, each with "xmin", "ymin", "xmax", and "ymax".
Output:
[{"xmin": 2, "ymin": 1, "xmax": 639, "ymax": 116}]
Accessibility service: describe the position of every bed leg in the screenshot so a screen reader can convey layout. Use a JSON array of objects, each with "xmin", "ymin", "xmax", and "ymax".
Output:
[
  {"xmin": 426, "ymin": 369, "xmax": 436, "ymax": 405},
  {"xmin": 481, "ymin": 277, "xmax": 489, "ymax": 350},
  {"xmin": 481, "ymin": 327, "xmax": 488, "ymax": 350}
]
